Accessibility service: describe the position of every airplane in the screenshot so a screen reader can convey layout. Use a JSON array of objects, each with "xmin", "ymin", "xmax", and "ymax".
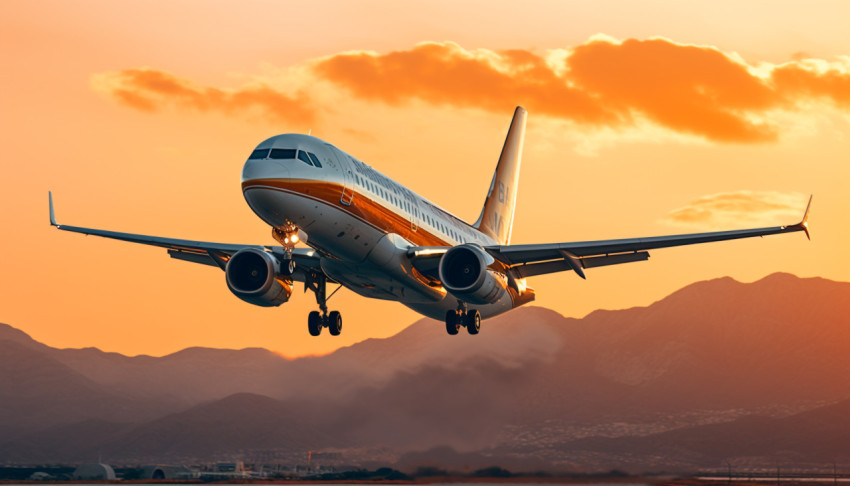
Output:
[{"xmin": 49, "ymin": 106, "xmax": 812, "ymax": 337}]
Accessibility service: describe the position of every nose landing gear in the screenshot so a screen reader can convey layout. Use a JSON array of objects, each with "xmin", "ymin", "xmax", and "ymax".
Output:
[
  {"xmin": 445, "ymin": 302, "xmax": 481, "ymax": 335},
  {"xmin": 272, "ymin": 226, "xmax": 301, "ymax": 276}
]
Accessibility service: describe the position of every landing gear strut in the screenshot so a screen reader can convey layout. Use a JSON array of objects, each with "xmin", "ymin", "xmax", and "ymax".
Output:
[
  {"xmin": 305, "ymin": 271, "xmax": 343, "ymax": 337},
  {"xmin": 445, "ymin": 302, "xmax": 481, "ymax": 335},
  {"xmin": 272, "ymin": 226, "xmax": 299, "ymax": 276}
]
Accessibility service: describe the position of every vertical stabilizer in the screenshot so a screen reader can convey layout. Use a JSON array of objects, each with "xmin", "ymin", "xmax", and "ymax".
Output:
[{"xmin": 473, "ymin": 106, "xmax": 527, "ymax": 245}]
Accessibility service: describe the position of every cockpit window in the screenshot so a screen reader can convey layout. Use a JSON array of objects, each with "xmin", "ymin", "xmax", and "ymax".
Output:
[
  {"xmin": 307, "ymin": 152, "xmax": 322, "ymax": 168},
  {"xmin": 248, "ymin": 148, "xmax": 269, "ymax": 160},
  {"xmin": 297, "ymin": 151, "xmax": 313, "ymax": 166},
  {"xmin": 269, "ymin": 148, "xmax": 297, "ymax": 159}
]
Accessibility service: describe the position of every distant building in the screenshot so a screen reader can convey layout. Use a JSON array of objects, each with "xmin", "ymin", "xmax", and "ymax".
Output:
[
  {"xmin": 72, "ymin": 463, "xmax": 116, "ymax": 480},
  {"xmin": 197, "ymin": 462, "xmax": 249, "ymax": 480},
  {"xmin": 216, "ymin": 462, "xmax": 245, "ymax": 473},
  {"xmin": 142, "ymin": 465, "xmax": 196, "ymax": 480}
]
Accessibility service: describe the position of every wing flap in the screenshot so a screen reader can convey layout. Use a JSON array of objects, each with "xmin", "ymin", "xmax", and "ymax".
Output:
[
  {"xmin": 168, "ymin": 249, "xmax": 220, "ymax": 267},
  {"xmin": 511, "ymin": 259, "xmax": 572, "ymax": 278},
  {"xmin": 582, "ymin": 251, "xmax": 649, "ymax": 268},
  {"xmin": 511, "ymin": 251, "xmax": 649, "ymax": 278}
]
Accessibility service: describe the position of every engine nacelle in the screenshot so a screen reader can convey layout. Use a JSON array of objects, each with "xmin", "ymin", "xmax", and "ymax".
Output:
[
  {"xmin": 438, "ymin": 244, "xmax": 508, "ymax": 305},
  {"xmin": 225, "ymin": 248, "xmax": 292, "ymax": 307}
]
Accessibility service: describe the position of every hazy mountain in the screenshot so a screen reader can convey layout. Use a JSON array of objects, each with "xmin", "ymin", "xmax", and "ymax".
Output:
[
  {"xmin": 1, "ymin": 273, "xmax": 848, "ymax": 468},
  {"xmin": 546, "ymin": 397, "xmax": 850, "ymax": 470},
  {"xmin": 0, "ymin": 339, "xmax": 167, "ymax": 440}
]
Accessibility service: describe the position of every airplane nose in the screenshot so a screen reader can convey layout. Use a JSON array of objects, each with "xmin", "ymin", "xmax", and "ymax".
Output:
[
  {"xmin": 242, "ymin": 159, "xmax": 292, "ymax": 228},
  {"xmin": 241, "ymin": 158, "xmax": 290, "ymax": 184}
]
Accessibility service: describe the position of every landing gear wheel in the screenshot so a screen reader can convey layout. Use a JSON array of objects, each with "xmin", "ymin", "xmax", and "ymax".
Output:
[
  {"xmin": 281, "ymin": 259, "xmax": 296, "ymax": 276},
  {"xmin": 308, "ymin": 311, "xmax": 322, "ymax": 336},
  {"xmin": 466, "ymin": 309, "xmax": 481, "ymax": 335},
  {"xmin": 328, "ymin": 310, "xmax": 342, "ymax": 336},
  {"xmin": 445, "ymin": 310, "xmax": 460, "ymax": 335}
]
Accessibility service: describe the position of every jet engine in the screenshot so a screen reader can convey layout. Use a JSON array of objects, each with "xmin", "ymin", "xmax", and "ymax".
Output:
[
  {"xmin": 438, "ymin": 244, "xmax": 508, "ymax": 305},
  {"xmin": 225, "ymin": 248, "xmax": 292, "ymax": 307}
]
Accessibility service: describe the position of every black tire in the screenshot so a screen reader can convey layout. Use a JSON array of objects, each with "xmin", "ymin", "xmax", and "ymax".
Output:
[
  {"xmin": 466, "ymin": 309, "xmax": 481, "ymax": 335},
  {"xmin": 308, "ymin": 311, "xmax": 322, "ymax": 336},
  {"xmin": 445, "ymin": 310, "xmax": 459, "ymax": 335},
  {"xmin": 281, "ymin": 259, "xmax": 296, "ymax": 276},
  {"xmin": 328, "ymin": 310, "xmax": 342, "ymax": 336}
]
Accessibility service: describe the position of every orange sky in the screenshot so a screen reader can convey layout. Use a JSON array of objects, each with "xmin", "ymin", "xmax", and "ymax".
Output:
[{"xmin": 1, "ymin": 0, "xmax": 848, "ymax": 358}]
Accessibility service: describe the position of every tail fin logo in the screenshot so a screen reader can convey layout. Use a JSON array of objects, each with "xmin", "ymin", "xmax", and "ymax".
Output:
[
  {"xmin": 492, "ymin": 211, "xmax": 503, "ymax": 235},
  {"xmin": 491, "ymin": 181, "xmax": 511, "ymax": 233}
]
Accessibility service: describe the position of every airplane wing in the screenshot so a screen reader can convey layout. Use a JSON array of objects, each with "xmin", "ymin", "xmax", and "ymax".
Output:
[
  {"xmin": 490, "ymin": 196, "xmax": 812, "ymax": 279},
  {"xmin": 410, "ymin": 196, "xmax": 812, "ymax": 280},
  {"xmin": 48, "ymin": 192, "xmax": 323, "ymax": 280}
]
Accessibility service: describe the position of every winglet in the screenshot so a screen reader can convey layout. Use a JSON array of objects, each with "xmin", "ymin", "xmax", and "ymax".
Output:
[
  {"xmin": 49, "ymin": 191, "xmax": 57, "ymax": 226},
  {"xmin": 795, "ymin": 194, "xmax": 812, "ymax": 241}
]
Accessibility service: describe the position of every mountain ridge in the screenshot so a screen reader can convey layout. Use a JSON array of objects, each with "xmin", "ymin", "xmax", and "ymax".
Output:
[{"xmin": 1, "ymin": 272, "xmax": 848, "ymax": 468}]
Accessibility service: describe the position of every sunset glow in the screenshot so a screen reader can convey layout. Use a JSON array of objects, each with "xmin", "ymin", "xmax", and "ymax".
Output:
[{"xmin": 1, "ymin": 0, "xmax": 847, "ymax": 358}]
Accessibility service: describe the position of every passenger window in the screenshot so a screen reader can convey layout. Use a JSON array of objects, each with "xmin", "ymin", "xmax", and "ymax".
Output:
[
  {"xmin": 269, "ymin": 148, "xmax": 296, "ymax": 159},
  {"xmin": 307, "ymin": 152, "xmax": 322, "ymax": 168},
  {"xmin": 298, "ymin": 151, "xmax": 313, "ymax": 166},
  {"xmin": 248, "ymin": 148, "xmax": 269, "ymax": 160}
]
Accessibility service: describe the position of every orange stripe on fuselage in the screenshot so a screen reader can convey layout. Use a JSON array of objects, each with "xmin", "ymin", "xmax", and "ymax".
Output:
[{"xmin": 242, "ymin": 178, "xmax": 451, "ymax": 247}]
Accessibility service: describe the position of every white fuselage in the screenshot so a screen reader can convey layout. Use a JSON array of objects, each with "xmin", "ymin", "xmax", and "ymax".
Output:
[{"xmin": 240, "ymin": 134, "xmax": 518, "ymax": 321}]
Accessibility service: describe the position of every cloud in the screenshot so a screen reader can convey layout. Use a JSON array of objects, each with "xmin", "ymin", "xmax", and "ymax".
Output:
[
  {"xmin": 313, "ymin": 38, "xmax": 850, "ymax": 143},
  {"xmin": 662, "ymin": 191, "xmax": 808, "ymax": 229},
  {"xmin": 312, "ymin": 41, "xmax": 613, "ymax": 125},
  {"xmin": 91, "ymin": 68, "xmax": 315, "ymax": 124},
  {"xmin": 91, "ymin": 38, "xmax": 850, "ymax": 142},
  {"xmin": 772, "ymin": 61, "xmax": 850, "ymax": 107}
]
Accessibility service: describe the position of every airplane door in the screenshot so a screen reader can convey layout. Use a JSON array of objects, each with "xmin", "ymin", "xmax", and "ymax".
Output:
[
  {"xmin": 326, "ymin": 147, "xmax": 355, "ymax": 206},
  {"xmin": 410, "ymin": 199, "xmax": 418, "ymax": 232}
]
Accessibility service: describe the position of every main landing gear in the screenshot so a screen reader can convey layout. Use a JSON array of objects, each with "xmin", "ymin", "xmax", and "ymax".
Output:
[
  {"xmin": 305, "ymin": 271, "xmax": 343, "ymax": 337},
  {"xmin": 445, "ymin": 302, "xmax": 481, "ymax": 336}
]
